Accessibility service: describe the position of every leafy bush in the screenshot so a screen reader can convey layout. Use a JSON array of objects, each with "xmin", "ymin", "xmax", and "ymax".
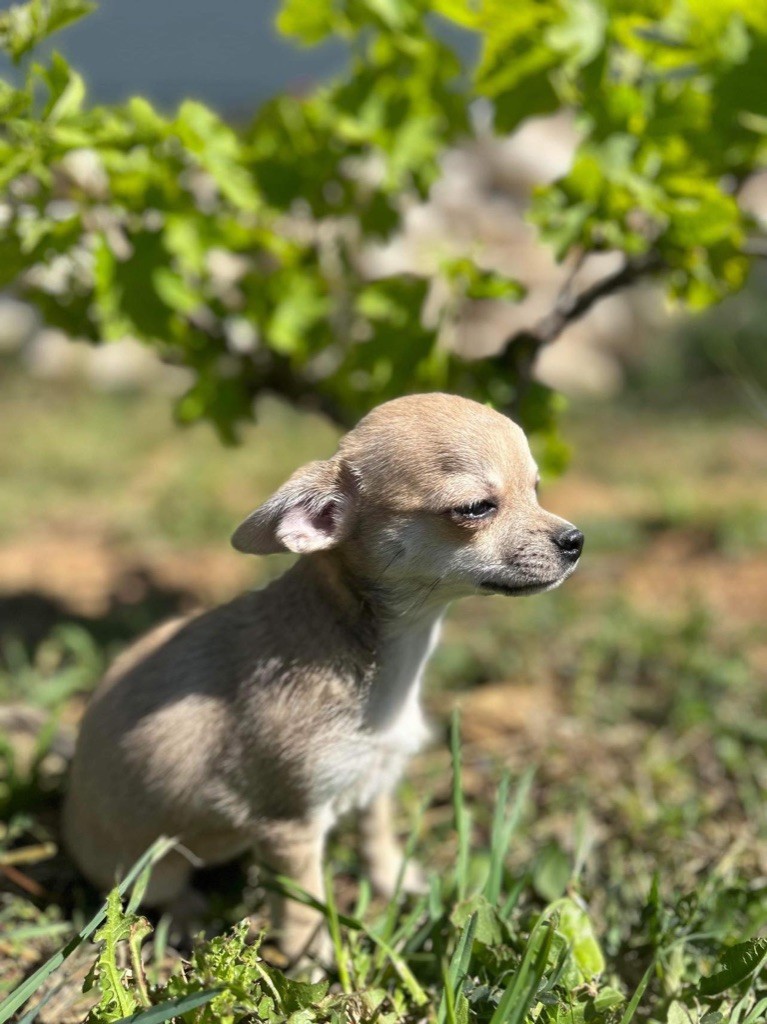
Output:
[{"xmin": 0, "ymin": 0, "xmax": 765, "ymax": 455}]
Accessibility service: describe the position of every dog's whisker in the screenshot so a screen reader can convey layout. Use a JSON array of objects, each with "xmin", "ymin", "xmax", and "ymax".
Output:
[{"xmin": 398, "ymin": 573, "xmax": 445, "ymax": 619}]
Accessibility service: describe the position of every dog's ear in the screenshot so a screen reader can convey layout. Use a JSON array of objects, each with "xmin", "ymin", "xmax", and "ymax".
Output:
[{"xmin": 231, "ymin": 459, "xmax": 357, "ymax": 556}]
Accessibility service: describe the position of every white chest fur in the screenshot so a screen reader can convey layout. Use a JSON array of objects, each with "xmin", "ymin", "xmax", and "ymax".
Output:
[{"xmin": 311, "ymin": 611, "xmax": 443, "ymax": 815}]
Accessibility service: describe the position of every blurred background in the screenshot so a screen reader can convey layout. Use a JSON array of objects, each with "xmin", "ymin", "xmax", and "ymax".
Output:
[
  {"xmin": 2, "ymin": 2, "xmax": 766, "ymax": 640},
  {"xmin": 2, "ymin": 0, "xmax": 767, "ymax": 889},
  {"xmin": 1, "ymin": 1, "xmax": 767, "ymax": 1018},
  {"xmin": 0, "ymin": 0, "xmax": 346, "ymax": 112}
]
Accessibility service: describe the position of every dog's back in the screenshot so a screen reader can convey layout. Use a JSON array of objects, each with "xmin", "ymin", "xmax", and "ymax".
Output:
[{"xmin": 62, "ymin": 558, "xmax": 394, "ymax": 893}]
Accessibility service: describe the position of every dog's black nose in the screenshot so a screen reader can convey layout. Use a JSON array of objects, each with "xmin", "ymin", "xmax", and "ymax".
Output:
[{"xmin": 555, "ymin": 528, "xmax": 584, "ymax": 559}]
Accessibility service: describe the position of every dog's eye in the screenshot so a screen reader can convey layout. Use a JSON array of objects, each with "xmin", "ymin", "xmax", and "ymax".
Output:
[{"xmin": 452, "ymin": 500, "xmax": 497, "ymax": 520}]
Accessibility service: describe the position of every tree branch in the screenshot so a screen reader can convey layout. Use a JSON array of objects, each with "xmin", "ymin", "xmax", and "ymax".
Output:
[
  {"xmin": 489, "ymin": 249, "xmax": 664, "ymax": 414},
  {"xmin": 251, "ymin": 350, "xmax": 352, "ymax": 427},
  {"xmin": 506, "ymin": 249, "xmax": 663, "ymax": 359}
]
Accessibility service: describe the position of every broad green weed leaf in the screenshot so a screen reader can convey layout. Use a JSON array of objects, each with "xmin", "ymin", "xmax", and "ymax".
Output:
[
  {"xmin": 557, "ymin": 898, "xmax": 605, "ymax": 981},
  {"xmin": 667, "ymin": 1001, "xmax": 694, "ymax": 1024},
  {"xmin": 86, "ymin": 889, "xmax": 146, "ymax": 1022},
  {"xmin": 593, "ymin": 986, "xmax": 626, "ymax": 1011},
  {"xmin": 450, "ymin": 895, "xmax": 503, "ymax": 947},
  {"xmin": 532, "ymin": 842, "xmax": 571, "ymax": 902},
  {"xmin": 700, "ymin": 938, "xmax": 767, "ymax": 996}
]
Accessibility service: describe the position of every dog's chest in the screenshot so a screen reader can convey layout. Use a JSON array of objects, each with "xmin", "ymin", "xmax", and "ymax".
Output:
[{"xmin": 311, "ymin": 615, "xmax": 441, "ymax": 814}]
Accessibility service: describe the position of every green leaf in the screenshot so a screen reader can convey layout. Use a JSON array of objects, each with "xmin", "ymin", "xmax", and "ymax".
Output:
[
  {"xmin": 152, "ymin": 268, "xmax": 202, "ymax": 316},
  {"xmin": 174, "ymin": 100, "xmax": 261, "ymax": 212},
  {"xmin": 267, "ymin": 271, "xmax": 330, "ymax": 355},
  {"xmin": 556, "ymin": 898, "xmax": 605, "ymax": 982},
  {"xmin": 451, "ymin": 896, "xmax": 502, "ymax": 947},
  {"xmin": 276, "ymin": 0, "xmax": 338, "ymax": 43},
  {"xmin": 667, "ymin": 1001, "xmax": 694, "ymax": 1024},
  {"xmin": 271, "ymin": 972, "xmax": 329, "ymax": 1014},
  {"xmin": 532, "ymin": 841, "xmax": 571, "ymax": 902},
  {"xmin": 699, "ymin": 938, "xmax": 767, "ymax": 996},
  {"xmin": 546, "ymin": 0, "xmax": 607, "ymax": 70},
  {"xmin": 0, "ymin": 0, "xmax": 96, "ymax": 62},
  {"xmin": 33, "ymin": 51, "xmax": 85, "ymax": 122},
  {"xmin": 1, "ymin": 0, "xmax": 766, "ymax": 446},
  {"xmin": 442, "ymin": 258, "xmax": 525, "ymax": 302},
  {"xmin": 593, "ymin": 986, "xmax": 626, "ymax": 1012},
  {"xmin": 87, "ymin": 889, "xmax": 154, "ymax": 1022}
]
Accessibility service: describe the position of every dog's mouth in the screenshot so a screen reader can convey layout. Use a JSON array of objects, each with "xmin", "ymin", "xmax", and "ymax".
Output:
[
  {"xmin": 480, "ymin": 580, "xmax": 557, "ymax": 597},
  {"xmin": 480, "ymin": 555, "xmax": 580, "ymax": 597}
]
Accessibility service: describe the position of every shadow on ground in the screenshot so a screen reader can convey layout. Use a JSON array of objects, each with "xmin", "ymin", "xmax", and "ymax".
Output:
[{"xmin": 0, "ymin": 570, "xmax": 200, "ymax": 660}]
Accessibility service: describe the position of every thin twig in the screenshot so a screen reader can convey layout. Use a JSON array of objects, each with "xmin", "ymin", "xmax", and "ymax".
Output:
[
  {"xmin": 488, "ymin": 249, "xmax": 664, "ymax": 412},
  {"xmin": 512, "ymin": 249, "xmax": 663, "ymax": 355},
  {"xmin": 0, "ymin": 863, "xmax": 47, "ymax": 899}
]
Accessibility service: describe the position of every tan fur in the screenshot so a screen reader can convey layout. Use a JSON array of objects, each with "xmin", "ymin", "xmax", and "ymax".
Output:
[{"xmin": 63, "ymin": 393, "xmax": 583, "ymax": 966}]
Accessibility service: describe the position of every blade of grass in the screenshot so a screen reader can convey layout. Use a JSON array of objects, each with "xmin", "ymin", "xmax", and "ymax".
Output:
[
  {"xmin": 437, "ymin": 911, "xmax": 478, "ymax": 1024},
  {"xmin": 743, "ymin": 995, "xmax": 767, "ymax": 1024},
  {"xmin": 387, "ymin": 892, "xmax": 429, "ymax": 950},
  {"xmin": 16, "ymin": 980, "xmax": 67, "ymax": 1024},
  {"xmin": 501, "ymin": 873, "xmax": 528, "ymax": 918},
  {"xmin": 151, "ymin": 914, "xmax": 171, "ymax": 983},
  {"xmin": 617, "ymin": 962, "xmax": 654, "ymax": 1024},
  {"xmin": 400, "ymin": 906, "xmax": 439, "ymax": 960},
  {"xmin": 451, "ymin": 710, "xmax": 470, "ymax": 901},
  {"xmin": 353, "ymin": 877, "xmax": 371, "ymax": 921},
  {"xmin": 0, "ymin": 835, "xmax": 177, "ymax": 1024},
  {"xmin": 448, "ymin": 911, "xmax": 478, "ymax": 992},
  {"xmin": 369, "ymin": 800, "xmax": 428, "ymax": 978},
  {"xmin": 111, "ymin": 989, "xmax": 220, "ymax": 1024},
  {"xmin": 571, "ymin": 805, "xmax": 593, "ymax": 885},
  {"xmin": 3, "ymin": 922, "xmax": 72, "ymax": 943},
  {"xmin": 440, "ymin": 959, "xmax": 458, "ymax": 1024},
  {"xmin": 371, "ymin": 891, "xmax": 430, "ymax": 986},
  {"xmin": 490, "ymin": 919, "xmax": 555, "ymax": 1024},
  {"xmin": 489, "ymin": 899, "xmax": 572, "ymax": 1024},
  {"xmin": 486, "ymin": 770, "xmax": 510, "ymax": 903},
  {"xmin": 485, "ymin": 768, "xmax": 534, "ymax": 905},
  {"xmin": 511, "ymin": 922, "xmax": 555, "ymax": 1024},
  {"xmin": 323, "ymin": 863, "xmax": 352, "ymax": 993}
]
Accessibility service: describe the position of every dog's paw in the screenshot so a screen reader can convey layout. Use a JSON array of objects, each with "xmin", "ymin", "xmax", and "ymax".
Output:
[
  {"xmin": 291, "ymin": 927, "xmax": 335, "ymax": 982},
  {"xmin": 261, "ymin": 917, "xmax": 334, "ymax": 982},
  {"xmin": 370, "ymin": 852, "xmax": 428, "ymax": 899},
  {"xmin": 399, "ymin": 858, "xmax": 428, "ymax": 895}
]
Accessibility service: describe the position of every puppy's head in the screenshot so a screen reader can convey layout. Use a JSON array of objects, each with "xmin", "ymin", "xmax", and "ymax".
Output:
[{"xmin": 232, "ymin": 393, "xmax": 583, "ymax": 607}]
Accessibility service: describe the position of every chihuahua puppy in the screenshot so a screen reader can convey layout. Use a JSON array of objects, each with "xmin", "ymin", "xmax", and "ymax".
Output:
[{"xmin": 63, "ymin": 393, "xmax": 583, "ymax": 964}]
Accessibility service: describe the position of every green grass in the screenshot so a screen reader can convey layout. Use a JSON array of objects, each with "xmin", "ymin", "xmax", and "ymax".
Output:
[
  {"xmin": 1, "ymin": 374, "xmax": 767, "ymax": 1021},
  {"xmin": 0, "ymin": 369, "xmax": 339, "ymax": 548},
  {"xmin": 2, "ymin": 598, "xmax": 766, "ymax": 1022}
]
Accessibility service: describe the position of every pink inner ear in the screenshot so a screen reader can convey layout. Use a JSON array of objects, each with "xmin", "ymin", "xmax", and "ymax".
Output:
[{"xmin": 276, "ymin": 501, "xmax": 340, "ymax": 553}]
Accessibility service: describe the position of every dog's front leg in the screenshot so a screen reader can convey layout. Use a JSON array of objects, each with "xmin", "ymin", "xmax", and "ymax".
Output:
[
  {"xmin": 360, "ymin": 793, "xmax": 426, "ymax": 898},
  {"xmin": 256, "ymin": 817, "xmax": 332, "ymax": 969}
]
